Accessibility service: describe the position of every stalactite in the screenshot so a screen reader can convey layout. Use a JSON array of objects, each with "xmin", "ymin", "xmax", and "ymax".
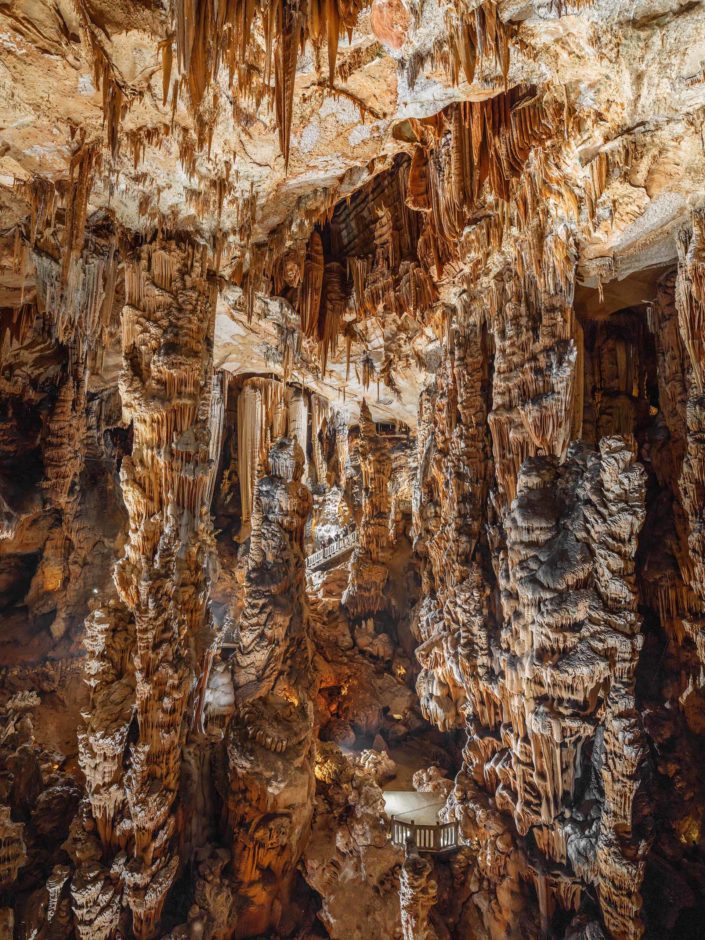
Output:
[
  {"xmin": 73, "ymin": 4, "xmax": 130, "ymax": 162},
  {"xmin": 488, "ymin": 272, "xmax": 578, "ymax": 506},
  {"xmin": 320, "ymin": 260, "xmax": 347, "ymax": 373},
  {"xmin": 293, "ymin": 87, "xmax": 553, "ymax": 382},
  {"xmin": 405, "ymin": 0, "xmax": 510, "ymax": 92},
  {"xmin": 171, "ymin": 0, "xmax": 371, "ymax": 163},
  {"xmin": 288, "ymin": 386, "xmax": 310, "ymax": 480},
  {"xmin": 302, "ymin": 230, "xmax": 325, "ymax": 339},
  {"xmin": 274, "ymin": 3, "xmax": 304, "ymax": 170},
  {"xmin": 310, "ymin": 393, "xmax": 329, "ymax": 486},
  {"xmin": 237, "ymin": 377, "xmax": 287, "ymax": 529}
]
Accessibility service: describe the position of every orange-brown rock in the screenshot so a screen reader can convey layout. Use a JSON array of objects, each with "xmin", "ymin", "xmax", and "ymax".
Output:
[
  {"xmin": 344, "ymin": 400, "xmax": 393, "ymax": 617},
  {"xmin": 4, "ymin": 1, "xmax": 705, "ymax": 937},
  {"xmin": 371, "ymin": 0, "xmax": 410, "ymax": 52},
  {"xmin": 224, "ymin": 437, "xmax": 315, "ymax": 938}
]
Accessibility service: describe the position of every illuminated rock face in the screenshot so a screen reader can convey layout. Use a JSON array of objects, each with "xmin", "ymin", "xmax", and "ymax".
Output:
[
  {"xmin": 224, "ymin": 437, "xmax": 315, "ymax": 938},
  {"xmin": 4, "ymin": 1, "xmax": 705, "ymax": 939},
  {"xmin": 451, "ymin": 438, "xmax": 648, "ymax": 939},
  {"xmin": 75, "ymin": 243, "xmax": 221, "ymax": 939},
  {"xmin": 343, "ymin": 400, "xmax": 393, "ymax": 618},
  {"xmin": 400, "ymin": 840, "xmax": 438, "ymax": 940}
]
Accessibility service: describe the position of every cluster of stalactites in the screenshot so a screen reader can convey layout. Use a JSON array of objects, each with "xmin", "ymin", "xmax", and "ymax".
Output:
[
  {"xmin": 292, "ymin": 85, "xmax": 557, "ymax": 385},
  {"xmin": 405, "ymin": 0, "xmax": 510, "ymax": 92},
  {"xmin": 14, "ymin": 146, "xmax": 117, "ymax": 372},
  {"xmin": 293, "ymin": 170, "xmax": 431, "ymax": 385},
  {"xmin": 73, "ymin": 241, "xmax": 218, "ymax": 940},
  {"xmin": 488, "ymin": 271, "xmax": 579, "ymax": 506},
  {"xmin": 296, "ymin": 164, "xmax": 435, "ymax": 378},
  {"xmin": 236, "ymin": 376, "xmax": 331, "ymax": 528},
  {"xmin": 172, "ymin": 0, "xmax": 370, "ymax": 166},
  {"xmin": 405, "ymin": 87, "xmax": 556, "ymax": 275}
]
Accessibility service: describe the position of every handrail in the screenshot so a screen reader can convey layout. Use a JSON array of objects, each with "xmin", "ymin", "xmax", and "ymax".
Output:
[
  {"xmin": 306, "ymin": 528, "xmax": 358, "ymax": 570},
  {"xmin": 219, "ymin": 626, "xmax": 238, "ymax": 649},
  {"xmin": 390, "ymin": 817, "xmax": 459, "ymax": 853}
]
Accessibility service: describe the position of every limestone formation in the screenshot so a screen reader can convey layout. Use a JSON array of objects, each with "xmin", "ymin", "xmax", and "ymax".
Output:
[
  {"xmin": 3, "ymin": 0, "xmax": 705, "ymax": 938},
  {"xmin": 343, "ymin": 400, "xmax": 393, "ymax": 617},
  {"xmin": 400, "ymin": 839, "xmax": 439, "ymax": 940},
  {"xmin": 224, "ymin": 437, "xmax": 315, "ymax": 937},
  {"xmin": 304, "ymin": 742, "xmax": 404, "ymax": 940}
]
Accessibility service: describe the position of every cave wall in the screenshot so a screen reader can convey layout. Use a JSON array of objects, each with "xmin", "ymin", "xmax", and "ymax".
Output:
[{"xmin": 2, "ymin": 1, "xmax": 705, "ymax": 939}]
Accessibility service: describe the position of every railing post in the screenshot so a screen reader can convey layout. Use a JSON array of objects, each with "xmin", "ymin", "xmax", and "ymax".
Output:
[{"xmin": 389, "ymin": 814, "xmax": 458, "ymax": 853}]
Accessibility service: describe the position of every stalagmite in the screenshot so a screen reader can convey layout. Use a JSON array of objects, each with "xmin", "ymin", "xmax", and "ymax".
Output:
[
  {"xmin": 0, "ymin": 805, "xmax": 26, "ymax": 884},
  {"xmin": 74, "ymin": 242, "xmax": 219, "ymax": 940},
  {"xmin": 224, "ymin": 437, "xmax": 315, "ymax": 937},
  {"xmin": 288, "ymin": 386, "xmax": 310, "ymax": 480},
  {"xmin": 343, "ymin": 400, "xmax": 393, "ymax": 616},
  {"xmin": 674, "ymin": 213, "xmax": 705, "ymax": 666},
  {"xmin": 413, "ymin": 300, "xmax": 490, "ymax": 731},
  {"xmin": 399, "ymin": 839, "xmax": 439, "ymax": 940},
  {"xmin": 310, "ymin": 394, "xmax": 329, "ymax": 487}
]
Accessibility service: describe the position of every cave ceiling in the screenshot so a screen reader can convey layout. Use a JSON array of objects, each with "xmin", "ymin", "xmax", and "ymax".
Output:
[{"xmin": 2, "ymin": 0, "xmax": 705, "ymax": 422}]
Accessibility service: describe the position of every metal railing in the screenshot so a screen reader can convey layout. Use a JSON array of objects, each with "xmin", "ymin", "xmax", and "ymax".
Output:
[
  {"xmin": 397, "ymin": 498, "xmax": 412, "ymax": 514},
  {"xmin": 391, "ymin": 817, "xmax": 459, "ymax": 853},
  {"xmin": 306, "ymin": 528, "xmax": 358, "ymax": 570},
  {"xmin": 219, "ymin": 626, "xmax": 237, "ymax": 650}
]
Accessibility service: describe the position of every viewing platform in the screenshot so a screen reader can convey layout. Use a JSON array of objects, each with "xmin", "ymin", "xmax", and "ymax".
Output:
[
  {"xmin": 305, "ymin": 528, "xmax": 358, "ymax": 571},
  {"xmin": 383, "ymin": 791, "xmax": 459, "ymax": 854}
]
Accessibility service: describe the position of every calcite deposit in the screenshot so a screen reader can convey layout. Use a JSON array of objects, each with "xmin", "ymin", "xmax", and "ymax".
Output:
[{"xmin": 2, "ymin": 0, "xmax": 705, "ymax": 938}]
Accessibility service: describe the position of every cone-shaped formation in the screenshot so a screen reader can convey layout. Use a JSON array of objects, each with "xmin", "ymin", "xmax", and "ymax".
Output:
[{"xmin": 400, "ymin": 839, "xmax": 439, "ymax": 940}]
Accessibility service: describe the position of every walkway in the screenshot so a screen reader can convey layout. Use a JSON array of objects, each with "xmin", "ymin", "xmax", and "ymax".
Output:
[
  {"xmin": 383, "ymin": 791, "xmax": 459, "ymax": 853},
  {"xmin": 305, "ymin": 528, "xmax": 358, "ymax": 571}
]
